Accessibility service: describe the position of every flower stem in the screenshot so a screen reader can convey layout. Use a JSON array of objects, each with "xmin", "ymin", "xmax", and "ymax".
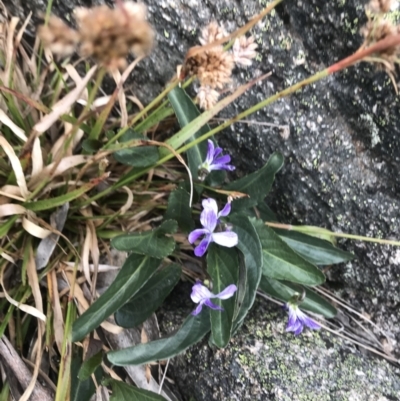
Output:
[
  {"xmin": 265, "ymin": 221, "xmax": 400, "ymax": 246},
  {"xmin": 78, "ymin": 32, "xmax": 400, "ymax": 206}
]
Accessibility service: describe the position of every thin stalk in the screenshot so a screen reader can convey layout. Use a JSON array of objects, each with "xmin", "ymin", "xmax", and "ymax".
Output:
[
  {"xmin": 0, "ymin": 286, "xmax": 31, "ymax": 338},
  {"xmin": 54, "ymin": 263, "xmax": 77, "ymax": 401},
  {"xmin": 36, "ymin": 0, "xmax": 55, "ymax": 84},
  {"xmin": 77, "ymin": 31, "xmax": 400, "ymax": 207},
  {"xmin": 265, "ymin": 221, "xmax": 400, "ymax": 246},
  {"xmin": 103, "ymin": 77, "xmax": 181, "ymax": 148}
]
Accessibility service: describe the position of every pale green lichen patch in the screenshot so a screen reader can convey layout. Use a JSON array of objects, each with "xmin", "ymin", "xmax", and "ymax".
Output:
[{"xmin": 164, "ymin": 300, "xmax": 400, "ymax": 400}]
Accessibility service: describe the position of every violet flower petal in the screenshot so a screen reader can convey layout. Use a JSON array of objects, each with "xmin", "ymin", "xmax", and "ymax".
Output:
[
  {"xmin": 191, "ymin": 303, "xmax": 204, "ymax": 316},
  {"xmin": 213, "ymin": 154, "xmax": 231, "ymax": 165},
  {"xmin": 213, "ymin": 147, "xmax": 223, "ymax": 158},
  {"xmin": 285, "ymin": 303, "xmax": 320, "ymax": 335},
  {"xmin": 190, "ymin": 282, "xmax": 214, "ymax": 303},
  {"xmin": 214, "ymin": 284, "xmax": 237, "ymax": 300},
  {"xmin": 298, "ymin": 311, "xmax": 321, "ymax": 330},
  {"xmin": 194, "ymin": 234, "xmax": 212, "ymax": 257},
  {"xmin": 188, "ymin": 228, "xmax": 208, "ymax": 244},
  {"xmin": 218, "ymin": 202, "xmax": 231, "ymax": 217},
  {"xmin": 199, "ymin": 140, "xmax": 235, "ymax": 174},
  {"xmin": 205, "ymin": 140, "xmax": 215, "ymax": 165},
  {"xmin": 204, "ymin": 298, "xmax": 224, "ymax": 311},
  {"xmin": 200, "ymin": 198, "xmax": 218, "ymax": 232},
  {"xmin": 212, "ymin": 231, "xmax": 238, "ymax": 248}
]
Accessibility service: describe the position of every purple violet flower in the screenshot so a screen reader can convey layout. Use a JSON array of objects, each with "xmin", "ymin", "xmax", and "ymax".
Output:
[
  {"xmin": 191, "ymin": 281, "xmax": 237, "ymax": 315},
  {"xmin": 199, "ymin": 140, "xmax": 235, "ymax": 178},
  {"xmin": 285, "ymin": 302, "xmax": 320, "ymax": 335},
  {"xmin": 188, "ymin": 198, "xmax": 238, "ymax": 257}
]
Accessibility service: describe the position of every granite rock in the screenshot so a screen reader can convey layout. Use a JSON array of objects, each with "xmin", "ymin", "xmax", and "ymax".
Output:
[{"xmin": 3, "ymin": 0, "xmax": 400, "ymax": 399}]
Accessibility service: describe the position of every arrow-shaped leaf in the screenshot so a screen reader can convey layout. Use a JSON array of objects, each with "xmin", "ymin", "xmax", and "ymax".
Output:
[
  {"xmin": 259, "ymin": 276, "xmax": 337, "ymax": 318},
  {"xmin": 115, "ymin": 264, "xmax": 181, "ymax": 328},
  {"xmin": 276, "ymin": 229, "xmax": 354, "ymax": 265},
  {"xmin": 229, "ymin": 215, "xmax": 263, "ymax": 332},
  {"xmin": 224, "ymin": 152, "xmax": 284, "ymax": 212},
  {"xmin": 107, "ymin": 311, "xmax": 210, "ymax": 366},
  {"xmin": 252, "ymin": 218, "xmax": 325, "ymax": 286},
  {"xmin": 167, "ymin": 86, "xmax": 225, "ymax": 184},
  {"xmin": 72, "ymin": 254, "xmax": 161, "ymax": 342},
  {"xmin": 106, "ymin": 378, "xmax": 168, "ymax": 401},
  {"xmin": 207, "ymin": 245, "xmax": 239, "ymax": 348}
]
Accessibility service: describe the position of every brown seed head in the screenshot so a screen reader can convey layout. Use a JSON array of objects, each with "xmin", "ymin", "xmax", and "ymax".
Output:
[
  {"xmin": 361, "ymin": 19, "xmax": 398, "ymax": 56},
  {"xmin": 196, "ymin": 86, "xmax": 220, "ymax": 110},
  {"xmin": 38, "ymin": 15, "xmax": 80, "ymax": 57},
  {"xmin": 232, "ymin": 36, "xmax": 258, "ymax": 66},
  {"xmin": 184, "ymin": 46, "xmax": 234, "ymax": 89},
  {"xmin": 199, "ymin": 21, "xmax": 228, "ymax": 45},
  {"xmin": 38, "ymin": 2, "xmax": 154, "ymax": 69},
  {"xmin": 367, "ymin": 0, "xmax": 394, "ymax": 13},
  {"xmin": 75, "ymin": 2, "xmax": 154, "ymax": 68}
]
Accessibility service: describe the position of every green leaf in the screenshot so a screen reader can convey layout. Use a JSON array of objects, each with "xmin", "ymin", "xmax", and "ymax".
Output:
[
  {"xmin": 113, "ymin": 130, "xmax": 159, "ymax": 167},
  {"xmin": 0, "ymin": 215, "xmax": 18, "ymax": 238},
  {"xmin": 229, "ymin": 215, "xmax": 263, "ymax": 332},
  {"xmin": 107, "ymin": 311, "xmax": 211, "ymax": 365},
  {"xmin": 252, "ymin": 219, "xmax": 325, "ymax": 286},
  {"xmin": 276, "ymin": 229, "xmax": 354, "ymax": 265},
  {"xmin": 256, "ymin": 202, "xmax": 278, "ymax": 222},
  {"xmin": 164, "ymin": 188, "xmax": 195, "ymax": 232},
  {"xmin": 23, "ymin": 180, "xmax": 98, "ymax": 212},
  {"xmin": 167, "ymin": 87, "xmax": 224, "ymax": 183},
  {"xmin": 71, "ymin": 355, "xmax": 101, "ymax": 401},
  {"xmin": 81, "ymin": 139, "xmax": 102, "ymax": 153},
  {"xmin": 134, "ymin": 106, "xmax": 174, "ymax": 135},
  {"xmin": 115, "ymin": 264, "xmax": 181, "ymax": 328},
  {"xmin": 207, "ymin": 245, "xmax": 239, "ymax": 348},
  {"xmin": 78, "ymin": 351, "xmax": 103, "ymax": 381},
  {"xmin": 224, "ymin": 152, "xmax": 284, "ymax": 212},
  {"xmin": 167, "ymin": 86, "xmax": 210, "ymax": 180},
  {"xmin": 114, "ymin": 146, "xmax": 159, "ymax": 167},
  {"xmin": 259, "ymin": 276, "xmax": 337, "ymax": 318},
  {"xmin": 72, "ymin": 254, "xmax": 161, "ymax": 342},
  {"xmin": 107, "ymin": 379, "xmax": 168, "ymax": 401},
  {"xmin": 111, "ymin": 220, "xmax": 177, "ymax": 258}
]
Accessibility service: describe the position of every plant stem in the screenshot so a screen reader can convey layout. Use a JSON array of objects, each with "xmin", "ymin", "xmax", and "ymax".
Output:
[
  {"xmin": 104, "ymin": 77, "xmax": 181, "ymax": 148},
  {"xmin": 78, "ymin": 28, "xmax": 400, "ymax": 207},
  {"xmin": 54, "ymin": 264, "xmax": 77, "ymax": 401},
  {"xmin": 265, "ymin": 221, "xmax": 400, "ymax": 246}
]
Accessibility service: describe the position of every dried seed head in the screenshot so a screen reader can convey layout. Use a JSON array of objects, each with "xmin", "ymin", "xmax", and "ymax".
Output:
[
  {"xmin": 199, "ymin": 21, "xmax": 228, "ymax": 45},
  {"xmin": 360, "ymin": 17, "xmax": 400, "ymax": 87},
  {"xmin": 361, "ymin": 19, "xmax": 398, "ymax": 59},
  {"xmin": 196, "ymin": 86, "xmax": 220, "ymax": 110},
  {"xmin": 232, "ymin": 36, "xmax": 258, "ymax": 66},
  {"xmin": 367, "ymin": 0, "xmax": 395, "ymax": 13},
  {"xmin": 185, "ymin": 47, "xmax": 234, "ymax": 89},
  {"xmin": 38, "ymin": 15, "xmax": 80, "ymax": 57},
  {"xmin": 197, "ymin": 48, "xmax": 234, "ymax": 88},
  {"xmin": 38, "ymin": 2, "xmax": 154, "ymax": 69},
  {"xmin": 76, "ymin": 2, "xmax": 154, "ymax": 68}
]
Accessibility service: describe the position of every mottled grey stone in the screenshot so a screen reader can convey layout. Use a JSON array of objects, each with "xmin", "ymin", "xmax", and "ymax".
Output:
[
  {"xmin": 4, "ymin": 0, "xmax": 400, "ymax": 399},
  {"xmin": 159, "ymin": 285, "xmax": 400, "ymax": 401}
]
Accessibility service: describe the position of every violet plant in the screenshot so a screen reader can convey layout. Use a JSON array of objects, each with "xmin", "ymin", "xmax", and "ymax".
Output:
[
  {"xmin": 1, "ymin": 0, "xmax": 400, "ymax": 400},
  {"xmin": 188, "ymin": 198, "xmax": 238, "ymax": 256}
]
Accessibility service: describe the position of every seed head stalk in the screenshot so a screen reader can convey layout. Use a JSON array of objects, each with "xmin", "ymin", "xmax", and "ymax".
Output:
[
  {"xmin": 162, "ymin": 31, "xmax": 400, "ymax": 158},
  {"xmin": 78, "ymin": 19, "xmax": 400, "ymax": 208}
]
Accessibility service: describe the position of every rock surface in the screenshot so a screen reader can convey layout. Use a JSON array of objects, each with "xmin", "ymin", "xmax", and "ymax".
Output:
[
  {"xmin": 3, "ymin": 0, "xmax": 400, "ymax": 399},
  {"xmin": 159, "ymin": 283, "xmax": 400, "ymax": 401}
]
